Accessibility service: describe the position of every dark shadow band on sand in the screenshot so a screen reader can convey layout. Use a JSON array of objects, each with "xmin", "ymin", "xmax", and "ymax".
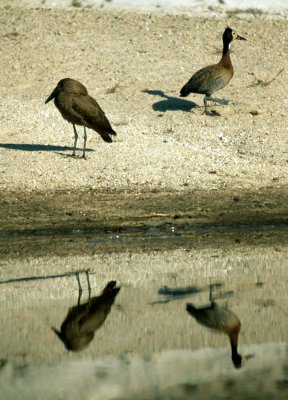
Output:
[
  {"xmin": 0, "ymin": 271, "xmax": 86, "ymax": 285},
  {"xmin": 143, "ymin": 89, "xmax": 198, "ymax": 112},
  {"xmin": 0, "ymin": 143, "xmax": 94, "ymax": 153}
]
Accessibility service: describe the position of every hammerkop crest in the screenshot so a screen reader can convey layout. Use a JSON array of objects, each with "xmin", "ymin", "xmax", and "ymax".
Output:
[{"xmin": 45, "ymin": 78, "xmax": 116, "ymax": 158}]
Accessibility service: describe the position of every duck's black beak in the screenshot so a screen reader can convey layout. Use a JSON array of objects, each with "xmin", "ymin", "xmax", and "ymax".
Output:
[
  {"xmin": 236, "ymin": 34, "xmax": 246, "ymax": 41},
  {"xmin": 45, "ymin": 86, "xmax": 59, "ymax": 104}
]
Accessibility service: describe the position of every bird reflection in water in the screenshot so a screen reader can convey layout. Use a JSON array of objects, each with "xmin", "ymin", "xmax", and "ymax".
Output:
[
  {"xmin": 186, "ymin": 284, "xmax": 242, "ymax": 368},
  {"xmin": 52, "ymin": 272, "xmax": 121, "ymax": 352}
]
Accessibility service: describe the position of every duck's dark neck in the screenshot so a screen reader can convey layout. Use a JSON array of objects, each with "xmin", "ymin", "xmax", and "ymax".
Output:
[
  {"xmin": 230, "ymin": 342, "xmax": 242, "ymax": 369},
  {"xmin": 223, "ymin": 40, "xmax": 230, "ymax": 56},
  {"xmin": 220, "ymin": 42, "xmax": 232, "ymax": 68}
]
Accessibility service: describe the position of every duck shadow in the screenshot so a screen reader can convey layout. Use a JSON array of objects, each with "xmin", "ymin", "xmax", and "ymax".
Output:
[
  {"xmin": 0, "ymin": 143, "xmax": 94, "ymax": 154},
  {"xmin": 151, "ymin": 282, "xmax": 234, "ymax": 305},
  {"xmin": 142, "ymin": 89, "xmax": 198, "ymax": 113},
  {"xmin": 150, "ymin": 285, "xmax": 203, "ymax": 305}
]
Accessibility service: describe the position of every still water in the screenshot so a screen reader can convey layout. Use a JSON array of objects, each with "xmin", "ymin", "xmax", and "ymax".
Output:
[{"xmin": 0, "ymin": 224, "xmax": 287, "ymax": 399}]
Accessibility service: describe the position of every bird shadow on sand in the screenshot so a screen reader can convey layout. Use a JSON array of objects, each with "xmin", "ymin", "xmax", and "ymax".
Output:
[
  {"xmin": 150, "ymin": 282, "xmax": 235, "ymax": 305},
  {"xmin": 142, "ymin": 89, "xmax": 198, "ymax": 112},
  {"xmin": 150, "ymin": 285, "xmax": 203, "ymax": 305},
  {"xmin": 0, "ymin": 143, "xmax": 94, "ymax": 155},
  {"xmin": 0, "ymin": 270, "xmax": 86, "ymax": 286}
]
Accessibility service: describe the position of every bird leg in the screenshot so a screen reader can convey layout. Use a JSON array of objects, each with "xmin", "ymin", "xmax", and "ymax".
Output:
[
  {"xmin": 72, "ymin": 124, "xmax": 78, "ymax": 156},
  {"xmin": 204, "ymin": 95, "xmax": 220, "ymax": 116},
  {"xmin": 203, "ymin": 95, "xmax": 210, "ymax": 115},
  {"xmin": 85, "ymin": 270, "xmax": 92, "ymax": 299},
  {"xmin": 209, "ymin": 284, "xmax": 214, "ymax": 302},
  {"xmin": 82, "ymin": 127, "xmax": 87, "ymax": 159},
  {"xmin": 209, "ymin": 97, "xmax": 229, "ymax": 106},
  {"xmin": 76, "ymin": 272, "xmax": 83, "ymax": 306}
]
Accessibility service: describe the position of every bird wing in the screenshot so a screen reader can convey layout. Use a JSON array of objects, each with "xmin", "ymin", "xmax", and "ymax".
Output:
[
  {"xmin": 78, "ymin": 302, "xmax": 110, "ymax": 334},
  {"xmin": 183, "ymin": 64, "xmax": 217, "ymax": 94},
  {"xmin": 71, "ymin": 94, "xmax": 115, "ymax": 135}
]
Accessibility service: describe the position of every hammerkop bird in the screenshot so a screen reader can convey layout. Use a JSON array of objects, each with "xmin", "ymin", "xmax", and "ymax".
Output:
[
  {"xmin": 45, "ymin": 78, "xmax": 116, "ymax": 158},
  {"xmin": 52, "ymin": 275, "xmax": 121, "ymax": 352},
  {"xmin": 186, "ymin": 301, "xmax": 242, "ymax": 368},
  {"xmin": 180, "ymin": 27, "xmax": 246, "ymax": 115}
]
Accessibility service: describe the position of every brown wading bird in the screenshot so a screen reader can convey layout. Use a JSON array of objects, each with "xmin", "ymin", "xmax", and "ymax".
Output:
[
  {"xmin": 180, "ymin": 27, "xmax": 246, "ymax": 115},
  {"xmin": 45, "ymin": 78, "xmax": 116, "ymax": 158},
  {"xmin": 52, "ymin": 275, "xmax": 121, "ymax": 352},
  {"xmin": 186, "ymin": 301, "xmax": 242, "ymax": 368}
]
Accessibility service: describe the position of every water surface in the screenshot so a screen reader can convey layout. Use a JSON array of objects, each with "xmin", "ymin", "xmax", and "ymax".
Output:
[{"xmin": 0, "ymin": 224, "xmax": 287, "ymax": 399}]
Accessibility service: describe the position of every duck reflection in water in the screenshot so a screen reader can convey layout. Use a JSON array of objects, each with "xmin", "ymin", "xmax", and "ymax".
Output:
[
  {"xmin": 186, "ymin": 285, "xmax": 242, "ymax": 368},
  {"xmin": 52, "ymin": 272, "xmax": 121, "ymax": 352}
]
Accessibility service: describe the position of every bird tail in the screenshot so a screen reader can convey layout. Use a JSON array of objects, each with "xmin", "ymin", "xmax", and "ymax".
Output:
[
  {"xmin": 186, "ymin": 303, "xmax": 198, "ymax": 316},
  {"xmin": 99, "ymin": 130, "xmax": 116, "ymax": 143},
  {"xmin": 186, "ymin": 302, "xmax": 215, "ymax": 316},
  {"xmin": 180, "ymin": 82, "xmax": 191, "ymax": 97},
  {"xmin": 100, "ymin": 133, "xmax": 113, "ymax": 143},
  {"xmin": 51, "ymin": 327, "xmax": 65, "ymax": 344},
  {"xmin": 102, "ymin": 280, "xmax": 121, "ymax": 299}
]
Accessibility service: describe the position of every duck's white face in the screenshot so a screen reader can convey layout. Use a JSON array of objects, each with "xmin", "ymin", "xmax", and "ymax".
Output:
[
  {"xmin": 232, "ymin": 30, "xmax": 238, "ymax": 40},
  {"xmin": 229, "ymin": 30, "xmax": 246, "ymax": 48},
  {"xmin": 227, "ymin": 30, "xmax": 237, "ymax": 49}
]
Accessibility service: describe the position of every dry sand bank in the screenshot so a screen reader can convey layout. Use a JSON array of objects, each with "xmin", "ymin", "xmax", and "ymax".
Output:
[{"xmin": 0, "ymin": 4, "xmax": 287, "ymax": 231}]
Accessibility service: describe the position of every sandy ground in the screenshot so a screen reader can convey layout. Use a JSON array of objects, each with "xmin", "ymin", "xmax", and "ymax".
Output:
[{"xmin": 0, "ymin": 2, "xmax": 288, "ymax": 232}]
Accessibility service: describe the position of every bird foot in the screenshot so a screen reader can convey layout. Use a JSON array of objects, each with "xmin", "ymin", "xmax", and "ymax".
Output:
[
  {"xmin": 64, "ymin": 153, "xmax": 86, "ymax": 160},
  {"xmin": 204, "ymin": 109, "xmax": 220, "ymax": 117}
]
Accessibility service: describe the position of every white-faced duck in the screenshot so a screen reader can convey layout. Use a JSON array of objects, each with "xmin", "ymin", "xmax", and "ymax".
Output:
[
  {"xmin": 186, "ymin": 301, "xmax": 242, "ymax": 368},
  {"xmin": 45, "ymin": 78, "xmax": 116, "ymax": 159},
  {"xmin": 180, "ymin": 27, "xmax": 246, "ymax": 115}
]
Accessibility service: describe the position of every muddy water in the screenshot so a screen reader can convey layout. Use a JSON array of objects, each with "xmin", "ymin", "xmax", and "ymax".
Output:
[{"xmin": 0, "ymin": 217, "xmax": 288, "ymax": 399}]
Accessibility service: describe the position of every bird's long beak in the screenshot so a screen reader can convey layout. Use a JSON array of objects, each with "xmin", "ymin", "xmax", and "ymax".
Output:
[
  {"xmin": 45, "ymin": 87, "xmax": 59, "ymax": 104},
  {"xmin": 236, "ymin": 34, "xmax": 246, "ymax": 41}
]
